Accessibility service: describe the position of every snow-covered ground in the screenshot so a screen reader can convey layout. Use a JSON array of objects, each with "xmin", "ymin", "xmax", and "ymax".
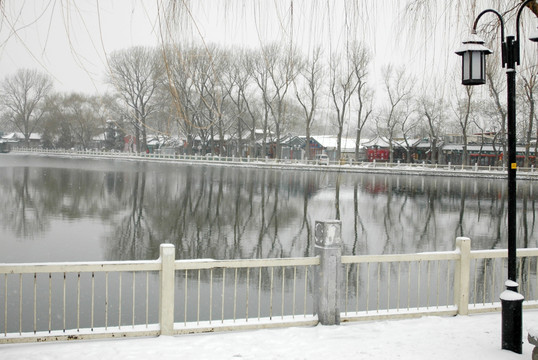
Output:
[{"xmin": 4, "ymin": 311, "xmax": 538, "ymax": 359}]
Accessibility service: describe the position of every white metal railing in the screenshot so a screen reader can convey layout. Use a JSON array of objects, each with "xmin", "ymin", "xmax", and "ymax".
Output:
[
  {"xmin": 339, "ymin": 240, "xmax": 538, "ymax": 323},
  {"xmin": 468, "ymin": 248, "xmax": 538, "ymax": 312},
  {"xmin": 0, "ymin": 246, "xmax": 319, "ymax": 343},
  {"xmin": 340, "ymin": 251, "xmax": 460, "ymax": 321},
  {"xmin": 0, "ymin": 260, "xmax": 162, "ymax": 343},
  {"xmin": 3, "ymin": 238, "xmax": 538, "ymax": 344},
  {"xmin": 171, "ymin": 257, "xmax": 319, "ymax": 334},
  {"xmin": 11, "ymin": 148, "xmax": 538, "ymax": 178}
]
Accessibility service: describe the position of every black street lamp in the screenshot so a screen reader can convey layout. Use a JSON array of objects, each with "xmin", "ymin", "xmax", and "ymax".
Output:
[{"xmin": 456, "ymin": 0, "xmax": 538, "ymax": 354}]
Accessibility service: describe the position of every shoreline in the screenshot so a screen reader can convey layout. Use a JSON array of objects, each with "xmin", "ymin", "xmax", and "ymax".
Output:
[{"xmin": 9, "ymin": 149, "xmax": 538, "ymax": 181}]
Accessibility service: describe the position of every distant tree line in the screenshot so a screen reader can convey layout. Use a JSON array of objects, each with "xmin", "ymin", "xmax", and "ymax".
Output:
[{"xmin": 0, "ymin": 41, "xmax": 537, "ymax": 165}]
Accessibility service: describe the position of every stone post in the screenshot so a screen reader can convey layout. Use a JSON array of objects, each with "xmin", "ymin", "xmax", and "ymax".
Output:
[
  {"xmin": 159, "ymin": 244, "xmax": 176, "ymax": 335},
  {"xmin": 454, "ymin": 237, "xmax": 471, "ymax": 315},
  {"xmin": 314, "ymin": 220, "xmax": 342, "ymax": 325}
]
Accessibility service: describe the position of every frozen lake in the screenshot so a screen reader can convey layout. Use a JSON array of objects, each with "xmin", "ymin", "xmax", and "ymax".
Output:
[{"xmin": 1, "ymin": 153, "xmax": 537, "ymax": 263}]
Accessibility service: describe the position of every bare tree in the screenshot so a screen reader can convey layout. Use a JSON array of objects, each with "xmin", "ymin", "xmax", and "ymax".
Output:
[
  {"xmin": 225, "ymin": 48, "xmax": 259, "ymax": 157},
  {"xmin": 417, "ymin": 81, "xmax": 447, "ymax": 164},
  {"xmin": 248, "ymin": 47, "xmax": 273, "ymax": 157},
  {"xmin": 107, "ymin": 46, "xmax": 164, "ymax": 153},
  {"xmin": 398, "ymin": 99, "xmax": 419, "ymax": 163},
  {"xmin": 519, "ymin": 65, "xmax": 538, "ymax": 167},
  {"xmin": 351, "ymin": 43, "xmax": 373, "ymax": 162},
  {"xmin": 378, "ymin": 65, "xmax": 415, "ymax": 163},
  {"xmin": 0, "ymin": 69, "xmax": 53, "ymax": 146},
  {"xmin": 452, "ymin": 85, "xmax": 475, "ymax": 165},
  {"xmin": 294, "ymin": 47, "xmax": 324, "ymax": 160},
  {"xmin": 165, "ymin": 45, "xmax": 198, "ymax": 155},
  {"xmin": 61, "ymin": 93, "xmax": 103, "ymax": 150},
  {"xmin": 264, "ymin": 43, "xmax": 300, "ymax": 159},
  {"xmin": 486, "ymin": 57, "xmax": 507, "ymax": 165},
  {"xmin": 330, "ymin": 45, "xmax": 361, "ymax": 160}
]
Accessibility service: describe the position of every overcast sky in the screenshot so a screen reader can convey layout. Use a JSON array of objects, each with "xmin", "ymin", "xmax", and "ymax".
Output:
[{"xmin": 1, "ymin": 1, "xmax": 535, "ymax": 98}]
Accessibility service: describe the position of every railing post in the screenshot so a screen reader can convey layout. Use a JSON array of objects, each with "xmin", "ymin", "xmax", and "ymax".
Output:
[
  {"xmin": 314, "ymin": 220, "xmax": 342, "ymax": 325},
  {"xmin": 159, "ymin": 244, "xmax": 175, "ymax": 335},
  {"xmin": 454, "ymin": 237, "xmax": 471, "ymax": 315}
]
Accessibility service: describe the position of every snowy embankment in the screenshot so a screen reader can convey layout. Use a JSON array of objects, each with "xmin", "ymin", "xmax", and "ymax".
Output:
[
  {"xmin": 3, "ymin": 310, "xmax": 538, "ymax": 360},
  {"xmin": 13, "ymin": 149, "xmax": 538, "ymax": 180}
]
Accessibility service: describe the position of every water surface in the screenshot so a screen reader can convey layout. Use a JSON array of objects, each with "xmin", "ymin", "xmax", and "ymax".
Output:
[{"xmin": 1, "ymin": 153, "xmax": 537, "ymax": 263}]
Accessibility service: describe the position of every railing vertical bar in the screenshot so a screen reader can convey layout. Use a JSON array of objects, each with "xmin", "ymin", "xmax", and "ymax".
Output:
[
  {"xmin": 105, "ymin": 272, "xmax": 108, "ymax": 330},
  {"xmin": 491, "ymin": 257, "xmax": 496, "ymax": 303},
  {"xmin": 407, "ymin": 262, "xmax": 411, "ymax": 310},
  {"xmin": 281, "ymin": 267, "xmax": 285, "ymax": 319},
  {"xmin": 77, "ymin": 273, "xmax": 81, "ymax": 331},
  {"xmin": 345, "ymin": 264, "xmax": 349, "ymax": 315},
  {"xmin": 355, "ymin": 264, "xmax": 360, "ymax": 313},
  {"xmin": 417, "ymin": 261, "xmax": 421, "ymax": 310},
  {"xmin": 482, "ymin": 260, "xmax": 487, "ymax": 305},
  {"xmin": 529, "ymin": 258, "xmax": 538, "ymax": 300},
  {"xmin": 426, "ymin": 261, "xmax": 431, "ymax": 308},
  {"xmin": 33, "ymin": 273, "xmax": 37, "ymax": 334},
  {"xmin": 366, "ymin": 263, "xmax": 370, "ymax": 313},
  {"xmin": 91, "ymin": 272, "xmax": 95, "ymax": 331},
  {"xmin": 209, "ymin": 269, "xmax": 213, "ymax": 324},
  {"xmin": 5, "ymin": 274, "xmax": 8, "ymax": 336},
  {"xmin": 270, "ymin": 267, "xmax": 274, "ymax": 319},
  {"xmin": 387, "ymin": 263, "xmax": 391, "ymax": 312},
  {"xmin": 197, "ymin": 269, "xmax": 201, "ymax": 325},
  {"xmin": 396, "ymin": 262, "xmax": 401, "ymax": 312},
  {"xmin": 526, "ymin": 258, "xmax": 531, "ymax": 299},
  {"xmin": 532, "ymin": 258, "xmax": 538, "ymax": 300},
  {"xmin": 62, "ymin": 272, "xmax": 66, "ymax": 332},
  {"xmin": 258, "ymin": 267, "xmax": 262, "ymax": 320},
  {"xmin": 376, "ymin": 263, "xmax": 380, "ymax": 312},
  {"xmin": 184, "ymin": 269, "xmax": 188, "ymax": 326},
  {"xmin": 246, "ymin": 267, "xmax": 250, "ymax": 321},
  {"xmin": 118, "ymin": 272, "xmax": 122, "ymax": 329},
  {"xmin": 436, "ymin": 261, "xmax": 440, "ymax": 308},
  {"xmin": 48, "ymin": 273, "xmax": 52, "ymax": 333},
  {"xmin": 145, "ymin": 272, "xmax": 149, "ymax": 328},
  {"xmin": 221, "ymin": 268, "xmax": 226, "ymax": 324},
  {"xmin": 518, "ymin": 257, "xmax": 523, "ymax": 287},
  {"xmin": 292, "ymin": 266, "xmax": 297, "ymax": 318},
  {"xmin": 446, "ymin": 261, "xmax": 451, "ymax": 308},
  {"xmin": 233, "ymin": 268, "xmax": 238, "ymax": 322},
  {"xmin": 18, "ymin": 274, "xmax": 22, "ymax": 335},
  {"xmin": 303, "ymin": 266, "xmax": 308, "ymax": 317},
  {"xmin": 132, "ymin": 271, "xmax": 136, "ymax": 328},
  {"xmin": 501, "ymin": 258, "xmax": 506, "ymax": 289},
  {"xmin": 472, "ymin": 260, "xmax": 478, "ymax": 306}
]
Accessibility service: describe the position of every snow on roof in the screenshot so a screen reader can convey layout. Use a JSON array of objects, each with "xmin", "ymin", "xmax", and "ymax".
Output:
[
  {"xmin": 92, "ymin": 134, "xmax": 106, "ymax": 141},
  {"xmin": 362, "ymin": 136, "xmax": 394, "ymax": 148},
  {"xmin": 311, "ymin": 136, "xmax": 359, "ymax": 151},
  {"xmin": 1, "ymin": 132, "xmax": 41, "ymax": 140}
]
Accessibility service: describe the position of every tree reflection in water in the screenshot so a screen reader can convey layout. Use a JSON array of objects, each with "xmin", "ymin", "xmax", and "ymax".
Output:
[{"xmin": 1, "ymin": 155, "xmax": 537, "ymax": 263}]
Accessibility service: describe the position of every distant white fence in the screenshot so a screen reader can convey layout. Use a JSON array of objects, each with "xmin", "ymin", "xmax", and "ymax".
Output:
[
  {"xmin": 12, "ymin": 148, "xmax": 538, "ymax": 179},
  {"xmin": 2, "ymin": 220, "xmax": 538, "ymax": 344}
]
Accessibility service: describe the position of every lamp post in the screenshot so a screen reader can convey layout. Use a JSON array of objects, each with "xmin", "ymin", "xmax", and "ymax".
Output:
[{"xmin": 456, "ymin": 0, "xmax": 538, "ymax": 354}]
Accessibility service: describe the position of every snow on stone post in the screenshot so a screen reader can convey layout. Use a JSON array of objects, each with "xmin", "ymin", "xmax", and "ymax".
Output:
[
  {"xmin": 314, "ymin": 220, "xmax": 342, "ymax": 325},
  {"xmin": 159, "ymin": 244, "xmax": 176, "ymax": 335}
]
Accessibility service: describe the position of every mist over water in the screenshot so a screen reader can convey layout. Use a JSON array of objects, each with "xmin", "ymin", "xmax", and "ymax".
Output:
[{"xmin": 1, "ymin": 154, "xmax": 537, "ymax": 263}]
